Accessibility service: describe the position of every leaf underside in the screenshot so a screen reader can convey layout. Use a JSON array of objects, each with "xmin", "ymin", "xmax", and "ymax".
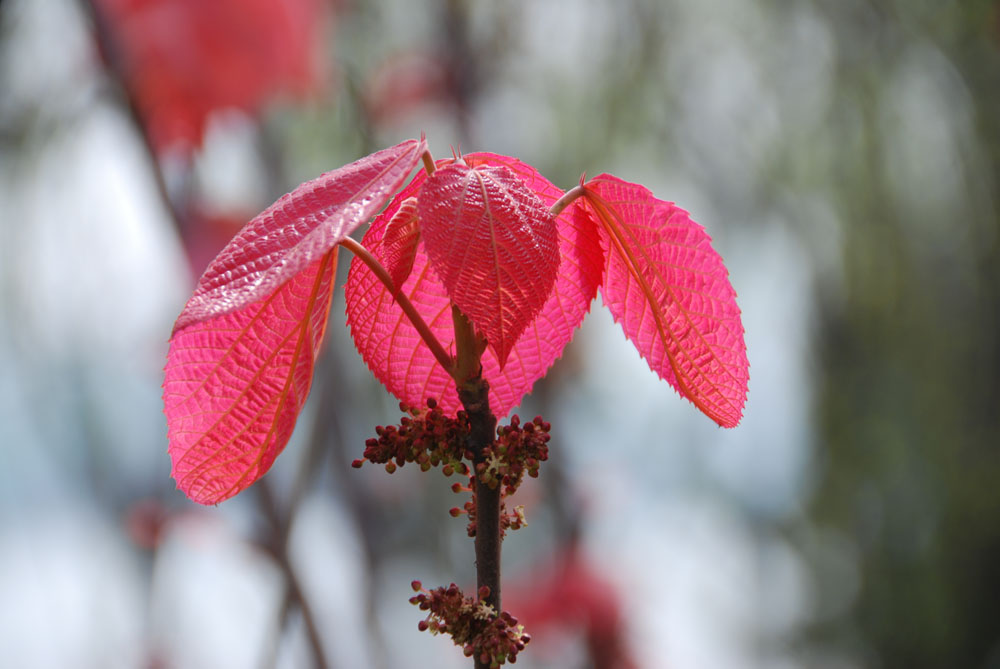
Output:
[
  {"xmin": 173, "ymin": 138, "xmax": 427, "ymax": 332},
  {"xmin": 580, "ymin": 175, "xmax": 749, "ymax": 427},
  {"xmin": 382, "ymin": 196, "xmax": 422, "ymax": 293},
  {"xmin": 345, "ymin": 153, "xmax": 604, "ymax": 416},
  {"xmin": 164, "ymin": 252, "xmax": 336, "ymax": 504},
  {"xmin": 164, "ymin": 138, "xmax": 426, "ymax": 504}
]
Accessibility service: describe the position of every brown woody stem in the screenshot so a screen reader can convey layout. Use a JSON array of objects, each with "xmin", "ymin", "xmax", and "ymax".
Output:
[
  {"xmin": 451, "ymin": 307, "xmax": 500, "ymax": 669},
  {"xmin": 339, "ymin": 237, "xmax": 455, "ymax": 374},
  {"xmin": 450, "ymin": 306, "xmax": 487, "ymax": 384}
]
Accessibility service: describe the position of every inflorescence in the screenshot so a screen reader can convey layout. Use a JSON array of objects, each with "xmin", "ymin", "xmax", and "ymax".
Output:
[
  {"xmin": 352, "ymin": 398, "xmax": 471, "ymax": 476},
  {"xmin": 353, "ymin": 400, "xmax": 550, "ymax": 537},
  {"xmin": 410, "ymin": 581, "xmax": 531, "ymax": 667},
  {"xmin": 354, "ymin": 398, "xmax": 551, "ymax": 666}
]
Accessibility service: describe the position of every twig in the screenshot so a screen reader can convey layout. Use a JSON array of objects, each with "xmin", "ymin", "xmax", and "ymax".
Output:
[
  {"xmin": 451, "ymin": 307, "xmax": 500, "ymax": 669},
  {"xmin": 257, "ymin": 479, "xmax": 330, "ymax": 669},
  {"xmin": 339, "ymin": 237, "xmax": 455, "ymax": 373}
]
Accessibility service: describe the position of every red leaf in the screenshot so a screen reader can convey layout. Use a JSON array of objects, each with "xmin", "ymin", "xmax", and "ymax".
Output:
[
  {"xmin": 164, "ymin": 139, "xmax": 426, "ymax": 503},
  {"xmin": 164, "ymin": 252, "xmax": 335, "ymax": 504},
  {"xmin": 345, "ymin": 154, "xmax": 603, "ymax": 416},
  {"xmin": 173, "ymin": 138, "xmax": 427, "ymax": 333},
  {"xmin": 417, "ymin": 162, "xmax": 560, "ymax": 368},
  {"xmin": 580, "ymin": 175, "xmax": 748, "ymax": 427},
  {"xmin": 382, "ymin": 196, "xmax": 421, "ymax": 293}
]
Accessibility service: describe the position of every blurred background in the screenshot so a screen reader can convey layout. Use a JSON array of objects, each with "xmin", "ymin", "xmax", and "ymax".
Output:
[{"xmin": 1, "ymin": 0, "xmax": 998, "ymax": 667}]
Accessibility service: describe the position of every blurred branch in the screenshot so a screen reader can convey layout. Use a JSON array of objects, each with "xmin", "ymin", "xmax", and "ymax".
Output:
[
  {"xmin": 318, "ymin": 354, "xmax": 391, "ymax": 669},
  {"xmin": 77, "ymin": 0, "xmax": 188, "ymax": 232},
  {"xmin": 256, "ymin": 478, "xmax": 330, "ymax": 669}
]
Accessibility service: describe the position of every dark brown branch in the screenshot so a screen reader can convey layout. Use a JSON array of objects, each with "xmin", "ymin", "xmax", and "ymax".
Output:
[{"xmin": 451, "ymin": 307, "xmax": 500, "ymax": 669}]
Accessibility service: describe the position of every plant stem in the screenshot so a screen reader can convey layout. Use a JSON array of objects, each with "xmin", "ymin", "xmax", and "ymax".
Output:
[
  {"xmin": 549, "ymin": 183, "xmax": 586, "ymax": 217},
  {"xmin": 339, "ymin": 237, "xmax": 454, "ymax": 373},
  {"xmin": 421, "ymin": 149, "xmax": 437, "ymax": 176},
  {"xmin": 451, "ymin": 307, "xmax": 500, "ymax": 669}
]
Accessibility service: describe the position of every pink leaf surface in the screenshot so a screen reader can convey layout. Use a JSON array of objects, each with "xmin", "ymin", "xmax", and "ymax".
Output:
[
  {"xmin": 164, "ymin": 139, "xmax": 426, "ymax": 504},
  {"xmin": 173, "ymin": 138, "xmax": 427, "ymax": 332},
  {"xmin": 164, "ymin": 252, "xmax": 336, "ymax": 504},
  {"xmin": 382, "ymin": 196, "xmax": 422, "ymax": 293},
  {"xmin": 417, "ymin": 162, "xmax": 560, "ymax": 368},
  {"xmin": 345, "ymin": 153, "xmax": 603, "ymax": 416},
  {"xmin": 581, "ymin": 175, "xmax": 749, "ymax": 427}
]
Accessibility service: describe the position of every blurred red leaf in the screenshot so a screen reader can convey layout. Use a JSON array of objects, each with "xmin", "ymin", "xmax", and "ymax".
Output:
[
  {"xmin": 178, "ymin": 211, "xmax": 246, "ymax": 278},
  {"xmin": 94, "ymin": 0, "xmax": 328, "ymax": 153},
  {"xmin": 364, "ymin": 51, "xmax": 452, "ymax": 125},
  {"xmin": 124, "ymin": 498, "xmax": 172, "ymax": 549},
  {"xmin": 507, "ymin": 546, "xmax": 638, "ymax": 669}
]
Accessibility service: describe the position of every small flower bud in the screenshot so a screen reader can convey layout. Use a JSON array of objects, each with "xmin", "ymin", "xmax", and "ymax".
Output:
[
  {"xmin": 351, "ymin": 459, "xmax": 364, "ymax": 468},
  {"xmin": 411, "ymin": 580, "xmax": 422, "ymax": 592}
]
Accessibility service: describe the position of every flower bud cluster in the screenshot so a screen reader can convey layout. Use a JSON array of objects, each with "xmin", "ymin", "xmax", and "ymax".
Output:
[
  {"xmin": 477, "ymin": 415, "xmax": 551, "ymax": 496},
  {"xmin": 409, "ymin": 581, "xmax": 530, "ymax": 667},
  {"xmin": 453, "ymin": 479, "xmax": 528, "ymax": 538},
  {"xmin": 356, "ymin": 406, "xmax": 549, "ymax": 536},
  {"xmin": 352, "ymin": 398, "xmax": 471, "ymax": 476}
]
